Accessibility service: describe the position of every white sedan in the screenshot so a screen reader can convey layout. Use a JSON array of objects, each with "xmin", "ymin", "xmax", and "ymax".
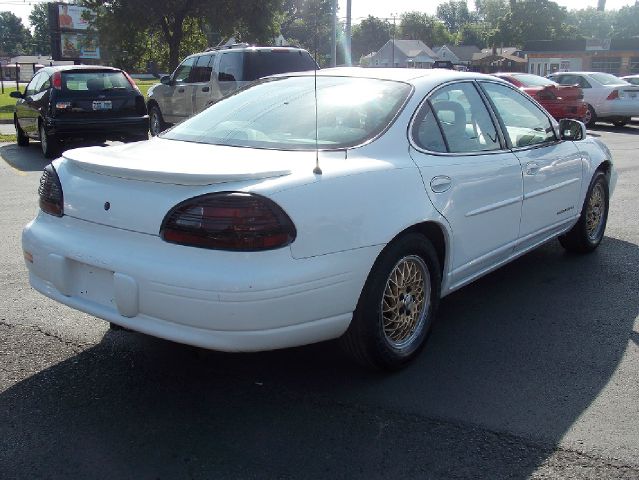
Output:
[
  {"xmin": 22, "ymin": 68, "xmax": 617, "ymax": 370},
  {"xmin": 548, "ymin": 71, "xmax": 639, "ymax": 127},
  {"xmin": 621, "ymin": 74, "xmax": 639, "ymax": 86}
]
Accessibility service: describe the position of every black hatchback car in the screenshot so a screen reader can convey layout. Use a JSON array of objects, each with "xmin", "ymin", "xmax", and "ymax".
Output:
[{"xmin": 12, "ymin": 65, "xmax": 149, "ymax": 158}]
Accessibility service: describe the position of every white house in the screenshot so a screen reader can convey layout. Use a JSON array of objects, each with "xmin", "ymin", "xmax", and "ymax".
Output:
[
  {"xmin": 433, "ymin": 45, "xmax": 481, "ymax": 68},
  {"xmin": 369, "ymin": 40, "xmax": 440, "ymax": 68}
]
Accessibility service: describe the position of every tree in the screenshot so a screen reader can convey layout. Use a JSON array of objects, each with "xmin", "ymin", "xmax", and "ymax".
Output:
[
  {"xmin": 351, "ymin": 16, "xmax": 390, "ymax": 62},
  {"xmin": 0, "ymin": 11, "xmax": 32, "ymax": 55},
  {"xmin": 399, "ymin": 11, "xmax": 452, "ymax": 46},
  {"xmin": 456, "ymin": 22, "xmax": 488, "ymax": 48},
  {"xmin": 611, "ymin": 4, "xmax": 639, "ymax": 38},
  {"xmin": 436, "ymin": 1, "xmax": 474, "ymax": 34},
  {"xmin": 566, "ymin": 8, "xmax": 614, "ymax": 39},
  {"xmin": 82, "ymin": 0, "xmax": 285, "ymax": 70},
  {"xmin": 29, "ymin": 3, "xmax": 51, "ymax": 55}
]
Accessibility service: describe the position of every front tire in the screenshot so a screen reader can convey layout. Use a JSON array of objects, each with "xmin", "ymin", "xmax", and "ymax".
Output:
[
  {"xmin": 15, "ymin": 117, "xmax": 29, "ymax": 147},
  {"xmin": 559, "ymin": 171, "xmax": 609, "ymax": 253},
  {"xmin": 340, "ymin": 233, "xmax": 441, "ymax": 370},
  {"xmin": 148, "ymin": 104, "xmax": 166, "ymax": 137},
  {"xmin": 39, "ymin": 122, "xmax": 60, "ymax": 159},
  {"xmin": 583, "ymin": 104, "xmax": 596, "ymax": 127}
]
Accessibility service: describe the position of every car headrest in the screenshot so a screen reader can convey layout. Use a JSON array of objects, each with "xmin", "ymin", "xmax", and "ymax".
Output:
[
  {"xmin": 86, "ymin": 77, "xmax": 104, "ymax": 91},
  {"xmin": 432, "ymin": 101, "xmax": 466, "ymax": 132}
]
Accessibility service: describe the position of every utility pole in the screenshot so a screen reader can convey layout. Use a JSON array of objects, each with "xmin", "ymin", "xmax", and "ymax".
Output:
[
  {"xmin": 391, "ymin": 13, "xmax": 397, "ymax": 68},
  {"xmin": 331, "ymin": 0, "xmax": 337, "ymax": 67},
  {"xmin": 345, "ymin": 0, "xmax": 352, "ymax": 66}
]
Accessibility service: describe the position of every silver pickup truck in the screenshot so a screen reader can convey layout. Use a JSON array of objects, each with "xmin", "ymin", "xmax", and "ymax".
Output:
[{"xmin": 147, "ymin": 44, "xmax": 318, "ymax": 136}]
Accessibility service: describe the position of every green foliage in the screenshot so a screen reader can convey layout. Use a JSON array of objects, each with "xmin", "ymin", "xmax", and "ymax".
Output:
[
  {"xmin": 0, "ymin": 12, "xmax": 32, "ymax": 55},
  {"xmin": 456, "ymin": 23, "xmax": 489, "ymax": 48},
  {"xmin": 280, "ymin": 0, "xmax": 337, "ymax": 66},
  {"xmin": 566, "ymin": 8, "xmax": 614, "ymax": 39},
  {"xmin": 436, "ymin": 1, "xmax": 475, "ymax": 34},
  {"xmin": 28, "ymin": 4, "xmax": 51, "ymax": 56},
  {"xmin": 351, "ymin": 15, "xmax": 390, "ymax": 63},
  {"xmin": 611, "ymin": 4, "xmax": 639, "ymax": 39},
  {"xmin": 399, "ymin": 11, "xmax": 452, "ymax": 46}
]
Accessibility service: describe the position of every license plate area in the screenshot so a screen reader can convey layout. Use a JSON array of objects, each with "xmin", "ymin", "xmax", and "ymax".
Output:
[
  {"xmin": 70, "ymin": 260, "xmax": 115, "ymax": 307},
  {"xmin": 92, "ymin": 100, "xmax": 112, "ymax": 111}
]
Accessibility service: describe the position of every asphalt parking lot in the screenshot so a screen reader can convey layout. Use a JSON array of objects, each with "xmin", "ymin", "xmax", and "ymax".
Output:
[{"xmin": 1, "ymin": 125, "xmax": 638, "ymax": 479}]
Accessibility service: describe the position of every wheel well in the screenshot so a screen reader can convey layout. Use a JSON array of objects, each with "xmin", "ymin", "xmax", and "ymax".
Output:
[
  {"xmin": 147, "ymin": 99, "xmax": 159, "ymax": 110},
  {"xmin": 397, "ymin": 222, "xmax": 447, "ymax": 276},
  {"xmin": 596, "ymin": 160, "xmax": 612, "ymax": 180}
]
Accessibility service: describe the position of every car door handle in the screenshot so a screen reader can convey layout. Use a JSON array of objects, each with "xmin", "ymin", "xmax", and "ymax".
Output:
[
  {"xmin": 201, "ymin": 86, "xmax": 210, "ymax": 92},
  {"xmin": 525, "ymin": 162, "xmax": 540, "ymax": 175},
  {"xmin": 430, "ymin": 176, "xmax": 452, "ymax": 193}
]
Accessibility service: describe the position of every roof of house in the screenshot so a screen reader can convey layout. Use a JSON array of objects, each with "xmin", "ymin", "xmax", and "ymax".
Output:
[
  {"xmin": 384, "ymin": 40, "xmax": 439, "ymax": 59},
  {"xmin": 473, "ymin": 47, "xmax": 522, "ymax": 61},
  {"xmin": 436, "ymin": 45, "xmax": 481, "ymax": 61}
]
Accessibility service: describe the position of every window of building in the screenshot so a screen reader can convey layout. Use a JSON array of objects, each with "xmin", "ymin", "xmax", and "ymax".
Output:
[{"xmin": 591, "ymin": 57, "xmax": 622, "ymax": 75}]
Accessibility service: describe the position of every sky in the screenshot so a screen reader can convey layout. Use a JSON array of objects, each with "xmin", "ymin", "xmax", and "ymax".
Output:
[{"xmin": 3, "ymin": 0, "xmax": 638, "ymax": 29}]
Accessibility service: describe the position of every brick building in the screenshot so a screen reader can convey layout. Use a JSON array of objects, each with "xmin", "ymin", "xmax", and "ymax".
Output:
[{"xmin": 524, "ymin": 39, "xmax": 639, "ymax": 77}]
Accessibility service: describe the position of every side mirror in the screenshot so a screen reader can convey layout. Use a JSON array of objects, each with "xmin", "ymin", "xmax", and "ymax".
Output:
[
  {"xmin": 559, "ymin": 119, "xmax": 587, "ymax": 141},
  {"xmin": 10, "ymin": 91, "xmax": 23, "ymax": 99},
  {"xmin": 160, "ymin": 75, "xmax": 171, "ymax": 85}
]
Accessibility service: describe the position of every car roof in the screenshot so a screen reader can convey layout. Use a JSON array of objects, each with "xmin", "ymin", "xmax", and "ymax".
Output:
[
  {"xmin": 38, "ymin": 65, "xmax": 122, "ymax": 74},
  {"xmin": 280, "ymin": 67, "xmax": 506, "ymax": 86},
  {"xmin": 187, "ymin": 46, "xmax": 311, "ymax": 58}
]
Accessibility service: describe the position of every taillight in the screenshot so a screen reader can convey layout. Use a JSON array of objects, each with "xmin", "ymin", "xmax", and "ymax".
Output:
[
  {"xmin": 607, "ymin": 90, "xmax": 619, "ymax": 100},
  {"xmin": 52, "ymin": 71, "xmax": 62, "ymax": 90},
  {"xmin": 160, "ymin": 192, "xmax": 296, "ymax": 251},
  {"xmin": 123, "ymin": 71, "xmax": 141, "ymax": 94},
  {"xmin": 38, "ymin": 164, "xmax": 64, "ymax": 217},
  {"xmin": 536, "ymin": 88, "xmax": 557, "ymax": 100}
]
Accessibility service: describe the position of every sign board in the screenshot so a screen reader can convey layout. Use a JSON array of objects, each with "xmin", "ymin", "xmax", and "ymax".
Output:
[
  {"xmin": 60, "ymin": 32, "xmax": 100, "ymax": 59},
  {"xmin": 49, "ymin": 3, "xmax": 100, "ymax": 61},
  {"xmin": 58, "ymin": 4, "xmax": 94, "ymax": 30},
  {"xmin": 585, "ymin": 39, "xmax": 611, "ymax": 51}
]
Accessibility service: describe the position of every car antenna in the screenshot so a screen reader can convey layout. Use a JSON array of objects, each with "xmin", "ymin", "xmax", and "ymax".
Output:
[{"xmin": 313, "ymin": 19, "xmax": 322, "ymax": 175}]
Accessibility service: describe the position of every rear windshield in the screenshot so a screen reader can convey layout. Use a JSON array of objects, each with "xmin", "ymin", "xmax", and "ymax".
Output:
[
  {"xmin": 589, "ymin": 72, "xmax": 629, "ymax": 86},
  {"xmin": 61, "ymin": 71, "xmax": 133, "ymax": 92},
  {"xmin": 162, "ymin": 76, "xmax": 412, "ymax": 150},
  {"xmin": 218, "ymin": 50, "xmax": 317, "ymax": 82},
  {"xmin": 511, "ymin": 74, "xmax": 556, "ymax": 87}
]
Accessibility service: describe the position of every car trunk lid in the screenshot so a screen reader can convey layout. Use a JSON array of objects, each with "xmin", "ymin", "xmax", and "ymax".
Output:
[{"xmin": 56, "ymin": 138, "xmax": 301, "ymax": 235}]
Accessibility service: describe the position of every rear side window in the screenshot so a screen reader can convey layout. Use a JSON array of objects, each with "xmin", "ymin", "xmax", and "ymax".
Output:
[
  {"xmin": 243, "ymin": 50, "xmax": 317, "ymax": 81},
  {"xmin": 191, "ymin": 55, "xmax": 214, "ymax": 83},
  {"xmin": 218, "ymin": 52, "xmax": 243, "ymax": 82},
  {"xmin": 62, "ymin": 71, "xmax": 133, "ymax": 92},
  {"xmin": 412, "ymin": 103, "xmax": 447, "ymax": 152},
  {"xmin": 415, "ymin": 82, "xmax": 500, "ymax": 153},
  {"xmin": 481, "ymin": 82, "xmax": 556, "ymax": 148}
]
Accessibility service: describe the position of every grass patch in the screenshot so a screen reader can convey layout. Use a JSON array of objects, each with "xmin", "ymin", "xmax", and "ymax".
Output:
[
  {"xmin": 0, "ymin": 85, "xmax": 19, "ymax": 121},
  {"xmin": 134, "ymin": 79, "xmax": 158, "ymax": 98},
  {"xmin": 0, "ymin": 133, "xmax": 15, "ymax": 142}
]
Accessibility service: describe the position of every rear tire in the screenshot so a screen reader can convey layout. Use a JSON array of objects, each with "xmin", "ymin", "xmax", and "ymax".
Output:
[
  {"xmin": 15, "ymin": 117, "xmax": 29, "ymax": 147},
  {"xmin": 148, "ymin": 104, "xmax": 166, "ymax": 137},
  {"xmin": 559, "ymin": 171, "xmax": 609, "ymax": 253},
  {"xmin": 583, "ymin": 104, "xmax": 596, "ymax": 127},
  {"xmin": 39, "ymin": 122, "xmax": 60, "ymax": 159},
  {"xmin": 340, "ymin": 233, "xmax": 441, "ymax": 370},
  {"xmin": 612, "ymin": 117, "xmax": 629, "ymax": 127}
]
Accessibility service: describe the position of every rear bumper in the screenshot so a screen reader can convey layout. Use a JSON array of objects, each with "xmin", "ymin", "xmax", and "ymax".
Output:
[
  {"xmin": 595, "ymin": 102, "xmax": 639, "ymax": 118},
  {"xmin": 47, "ymin": 116, "xmax": 149, "ymax": 138},
  {"xmin": 22, "ymin": 214, "xmax": 377, "ymax": 351},
  {"xmin": 543, "ymin": 101, "xmax": 587, "ymax": 121}
]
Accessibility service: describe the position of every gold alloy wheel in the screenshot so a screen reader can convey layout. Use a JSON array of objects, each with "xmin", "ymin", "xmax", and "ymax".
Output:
[
  {"xmin": 586, "ymin": 183, "xmax": 605, "ymax": 240},
  {"xmin": 381, "ymin": 255, "xmax": 430, "ymax": 349}
]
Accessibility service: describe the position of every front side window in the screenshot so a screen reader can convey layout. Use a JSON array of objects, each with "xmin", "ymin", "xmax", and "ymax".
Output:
[
  {"xmin": 173, "ymin": 57, "xmax": 195, "ymax": 84},
  {"xmin": 162, "ymin": 76, "xmax": 412, "ymax": 150},
  {"xmin": 191, "ymin": 55, "xmax": 213, "ymax": 83},
  {"xmin": 481, "ymin": 82, "xmax": 556, "ymax": 148},
  {"xmin": 417, "ymin": 82, "xmax": 500, "ymax": 153},
  {"xmin": 25, "ymin": 73, "xmax": 42, "ymax": 96}
]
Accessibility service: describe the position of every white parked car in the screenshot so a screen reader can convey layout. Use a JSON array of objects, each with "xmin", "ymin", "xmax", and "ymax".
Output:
[
  {"xmin": 620, "ymin": 74, "xmax": 639, "ymax": 86},
  {"xmin": 23, "ymin": 68, "xmax": 617, "ymax": 370},
  {"xmin": 547, "ymin": 71, "xmax": 639, "ymax": 127}
]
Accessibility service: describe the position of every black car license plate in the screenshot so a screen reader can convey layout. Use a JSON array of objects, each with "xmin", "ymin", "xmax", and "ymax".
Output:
[{"xmin": 92, "ymin": 100, "xmax": 112, "ymax": 111}]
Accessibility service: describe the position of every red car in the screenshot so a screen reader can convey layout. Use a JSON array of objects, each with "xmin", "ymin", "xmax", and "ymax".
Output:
[{"xmin": 494, "ymin": 73, "xmax": 587, "ymax": 122}]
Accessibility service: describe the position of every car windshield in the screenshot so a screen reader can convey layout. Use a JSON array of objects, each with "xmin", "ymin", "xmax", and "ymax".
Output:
[
  {"xmin": 162, "ymin": 76, "xmax": 412, "ymax": 150},
  {"xmin": 589, "ymin": 72, "xmax": 629, "ymax": 86},
  {"xmin": 62, "ymin": 71, "xmax": 133, "ymax": 92},
  {"xmin": 512, "ymin": 74, "xmax": 556, "ymax": 87}
]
